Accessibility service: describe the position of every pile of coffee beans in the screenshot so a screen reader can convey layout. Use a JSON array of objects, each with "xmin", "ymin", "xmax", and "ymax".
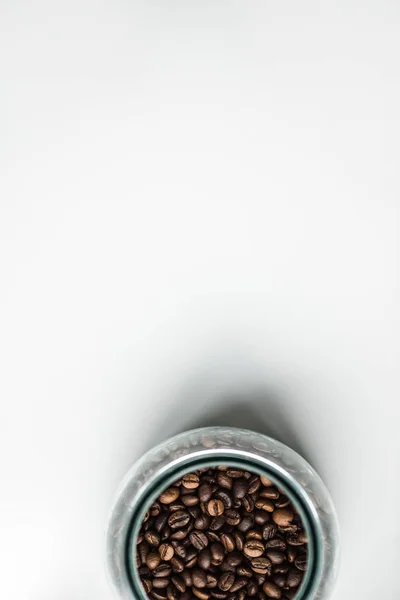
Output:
[{"xmin": 136, "ymin": 467, "xmax": 308, "ymax": 600}]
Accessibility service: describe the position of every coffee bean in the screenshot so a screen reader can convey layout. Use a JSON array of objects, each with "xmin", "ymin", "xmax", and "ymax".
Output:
[
  {"xmin": 159, "ymin": 543, "xmax": 175, "ymax": 561},
  {"xmin": 265, "ymin": 539, "xmax": 286, "ymax": 552},
  {"xmin": 232, "ymin": 577, "xmax": 248, "ymax": 592},
  {"xmin": 242, "ymin": 495, "xmax": 255, "ymax": 512},
  {"xmin": 272, "ymin": 574, "xmax": 286, "ymax": 588},
  {"xmin": 275, "ymin": 495, "xmax": 291, "ymax": 508},
  {"xmin": 193, "ymin": 588, "xmax": 210, "ymax": 600},
  {"xmin": 226, "ymin": 551, "xmax": 243, "ymax": 568},
  {"xmin": 260, "ymin": 488, "xmax": 279, "ymax": 500},
  {"xmin": 151, "ymin": 590, "xmax": 168, "ymax": 600},
  {"xmin": 237, "ymin": 565, "xmax": 252, "ymax": 577},
  {"xmin": 195, "ymin": 514, "xmax": 211, "ymax": 530},
  {"xmin": 166, "ymin": 585, "xmax": 177, "ymax": 600},
  {"xmin": 210, "ymin": 592, "xmax": 228, "ymax": 599},
  {"xmin": 160, "ymin": 488, "xmax": 180, "ymax": 505},
  {"xmin": 169, "ymin": 502, "xmax": 186, "ymax": 513},
  {"xmin": 216, "ymin": 473, "xmax": 233, "ymax": 490},
  {"xmin": 190, "ymin": 531, "xmax": 209, "ymax": 550},
  {"xmin": 225, "ymin": 510, "xmax": 241, "ymax": 526},
  {"xmin": 233, "ymin": 478, "xmax": 249, "ymax": 499},
  {"xmin": 171, "ymin": 575, "xmax": 186, "ymax": 592},
  {"xmin": 233, "ymin": 531, "xmax": 244, "ymax": 551},
  {"xmin": 287, "ymin": 568, "xmax": 303, "ymax": 588},
  {"xmin": 155, "ymin": 513, "xmax": 169, "ymax": 533},
  {"xmin": 250, "ymin": 557, "xmax": 272, "ymax": 575},
  {"xmin": 210, "ymin": 542, "xmax": 225, "ymax": 564},
  {"xmin": 146, "ymin": 531, "xmax": 161, "ymax": 547},
  {"xmin": 207, "ymin": 531, "xmax": 221, "ymax": 543},
  {"xmin": 243, "ymin": 540, "xmax": 264, "ymax": 558},
  {"xmin": 207, "ymin": 500, "xmax": 225, "ymax": 517},
  {"xmin": 218, "ymin": 573, "xmax": 235, "ymax": 591},
  {"xmin": 153, "ymin": 578, "xmax": 170, "ymax": 589},
  {"xmin": 255, "ymin": 499, "xmax": 275, "ymax": 512},
  {"xmin": 272, "ymin": 508, "xmax": 294, "ymax": 527},
  {"xmin": 171, "ymin": 541, "xmax": 186, "ymax": 558},
  {"xmin": 181, "ymin": 571, "xmax": 193, "ymax": 587},
  {"xmin": 151, "ymin": 502, "xmax": 162, "ymax": 517},
  {"xmin": 220, "ymin": 533, "xmax": 235, "ymax": 553},
  {"xmin": 247, "ymin": 476, "xmax": 261, "ymax": 495},
  {"xmin": 260, "ymin": 476, "xmax": 274, "ymax": 487},
  {"xmin": 168, "ymin": 510, "xmax": 190, "ymax": 529},
  {"xmin": 273, "ymin": 561, "xmax": 289, "ymax": 574},
  {"xmin": 170, "ymin": 557, "xmax": 184, "ymax": 573},
  {"xmin": 263, "ymin": 581, "xmax": 282, "ymax": 599},
  {"xmin": 262, "ymin": 524, "xmax": 277, "ymax": 540},
  {"xmin": 266, "ymin": 551, "xmax": 285, "ymax": 565},
  {"xmin": 254, "ymin": 510, "xmax": 270, "ymax": 526},
  {"xmin": 198, "ymin": 548, "xmax": 212, "ymax": 570},
  {"xmin": 153, "ymin": 564, "xmax": 172, "ymax": 578},
  {"xmin": 170, "ymin": 525, "xmax": 191, "ymax": 540},
  {"xmin": 143, "ymin": 580, "xmax": 153, "ymax": 593},
  {"xmin": 247, "ymin": 581, "xmax": 258, "ymax": 596},
  {"xmin": 180, "ymin": 592, "xmax": 194, "ymax": 600},
  {"xmin": 185, "ymin": 547, "xmax": 198, "ymax": 568},
  {"xmin": 192, "ymin": 568, "xmax": 207, "ymax": 588},
  {"xmin": 226, "ymin": 469, "xmax": 245, "ymax": 478},
  {"xmin": 182, "ymin": 474, "xmax": 200, "ymax": 489},
  {"xmin": 147, "ymin": 552, "xmax": 161, "ymax": 570},
  {"xmin": 209, "ymin": 516, "xmax": 225, "ymax": 531},
  {"xmin": 294, "ymin": 554, "xmax": 307, "ymax": 571},
  {"xmin": 287, "ymin": 548, "xmax": 297, "ymax": 563},
  {"xmin": 197, "ymin": 484, "xmax": 211, "ymax": 501},
  {"xmin": 182, "ymin": 495, "xmax": 200, "ymax": 507},
  {"xmin": 214, "ymin": 490, "xmax": 233, "ymax": 509}
]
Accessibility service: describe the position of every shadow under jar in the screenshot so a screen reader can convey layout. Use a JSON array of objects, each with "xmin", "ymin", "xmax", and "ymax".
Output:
[{"xmin": 106, "ymin": 427, "xmax": 339, "ymax": 600}]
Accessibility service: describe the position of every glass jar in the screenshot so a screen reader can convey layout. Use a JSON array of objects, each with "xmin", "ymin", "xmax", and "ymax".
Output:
[{"xmin": 106, "ymin": 427, "xmax": 339, "ymax": 600}]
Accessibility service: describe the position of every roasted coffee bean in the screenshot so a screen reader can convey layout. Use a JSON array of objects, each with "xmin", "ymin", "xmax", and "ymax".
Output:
[
  {"xmin": 210, "ymin": 542, "xmax": 225, "ymax": 564},
  {"xmin": 266, "ymin": 539, "xmax": 286, "ymax": 552},
  {"xmin": 294, "ymin": 554, "xmax": 307, "ymax": 571},
  {"xmin": 272, "ymin": 508, "xmax": 294, "ymax": 527},
  {"xmin": 182, "ymin": 495, "xmax": 200, "ymax": 507},
  {"xmin": 146, "ymin": 552, "xmax": 161, "ymax": 570},
  {"xmin": 190, "ymin": 531, "xmax": 209, "ymax": 550},
  {"xmin": 255, "ymin": 499, "xmax": 275, "ymax": 512},
  {"xmin": 250, "ymin": 557, "xmax": 272, "ymax": 575},
  {"xmin": 230, "ymin": 578, "xmax": 248, "ymax": 592},
  {"xmin": 226, "ymin": 551, "xmax": 243, "ymax": 568},
  {"xmin": 215, "ymin": 490, "xmax": 233, "ymax": 509},
  {"xmin": 143, "ymin": 579, "xmax": 153, "ymax": 593},
  {"xmin": 225, "ymin": 510, "xmax": 241, "ymax": 526},
  {"xmin": 169, "ymin": 502, "xmax": 186, "ymax": 513},
  {"xmin": 216, "ymin": 473, "xmax": 233, "ymax": 490},
  {"xmin": 273, "ymin": 561, "xmax": 289, "ymax": 574},
  {"xmin": 275, "ymin": 495, "xmax": 291, "ymax": 508},
  {"xmin": 191, "ymin": 568, "xmax": 207, "ymax": 588},
  {"xmin": 159, "ymin": 488, "xmax": 180, "ymax": 505},
  {"xmin": 248, "ymin": 476, "xmax": 261, "ymax": 494},
  {"xmin": 287, "ymin": 568, "xmax": 303, "ymax": 588},
  {"xmin": 185, "ymin": 547, "xmax": 198, "ymax": 568},
  {"xmin": 233, "ymin": 531, "xmax": 244, "ymax": 551},
  {"xmin": 199, "ymin": 484, "xmax": 213, "ymax": 502},
  {"xmin": 170, "ymin": 557, "xmax": 184, "ymax": 573},
  {"xmin": 198, "ymin": 548, "xmax": 212, "ymax": 570},
  {"xmin": 266, "ymin": 551, "xmax": 285, "ymax": 565},
  {"xmin": 139, "ymin": 565, "xmax": 152, "ymax": 577},
  {"xmin": 238, "ymin": 515, "xmax": 254, "ymax": 532},
  {"xmin": 262, "ymin": 523, "xmax": 277, "ymax": 540},
  {"xmin": 192, "ymin": 588, "xmax": 210, "ymax": 600},
  {"xmin": 151, "ymin": 502, "xmax": 162, "ymax": 517},
  {"xmin": 168, "ymin": 511, "xmax": 190, "ymax": 529},
  {"xmin": 170, "ymin": 525, "xmax": 192, "ymax": 540},
  {"xmin": 246, "ymin": 530, "xmax": 262, "ymax": 540},
  {"xmin": 220, "ymin": 533, "xmax": 235, "ymax": 553},
  {"xmin": 180, "ymin": 592, "xmax": 194, "ymax": 600},
  {"xmin": 152, "ymin": 578, "xmax": 169, "ymax": 589},
  {"xmin": 159, "ymin": 543, "xmax": 174, "ymax": 561},
  {"xmin": 171, "ymin": 541, "xmax": 186, "ymax": 558},
  {"xmin": 260, "ymin": 476, "xmax": 274, "ymax": 487},
  {"xmin": 207, "ymin": 499, "xmax": 225, "ymax": 516},
  {"xmin": 139, "ymin": 541, "xmax": 150, "ymax": 563},
  {"xmin": 210, "ymin": 592, "xmax": 228, "ymax": 599},
  {"xmin": 226, "ymin": 469, "xmax": 245, "ymax": 478},
  {"xmin": 272, "ymin": 574, "xmax": 286, "ymax": 588},
  {"xmin": 287, "ymin": 548, "xmax": 297, "ymax": 563},
  {"xmin": 206, "ymin": 574, "xmax": 218, "ymax": 588},
  {"xmin": 170, "ymin": 575, "xmax": 186, "ymax": 593},
  {"xmin": 209, "ymin": 516, "xmax": 225, "ymax": 531},
  {"xmin": 182, "ymin": 473, "xmax": 200, "ymax": 489},
  {"xmin": 242, "ymin": 495, "xmax": 255, "ymax": 512},
  {"xmin": 233, "ymin": 478, "xmax": 249, "ymax": 499},
  {"xmin": 255, "ymin": 573, "xmax": 267, "ymax": 586},
  {"xmin": 195, "ymin": 514, "xmax": 211, "ymax": 530},
  {"xmin": 260, "ymin": 487, "xmax": 279, "ymax": 500},
  {"xmin": 218, "ymin": 573, "xmax": 235, "ymax": 591},
  {"xmin": 151, "ymin": 590, "xmax": 168, "ymax": 600},
  {"xmin": 247, "ymin": 581, "xmax": 258, "ymax": 596},
  {"xmin": 254, "ymin": 511, "xmax": 270, "ymax": 526},
  {"xmin": 237, "ymin": 565, "xmax": 253, "ymax": 577},
  {"xmin": 189, "ymin": 505, "xmax": 201, "ymax": 519},
  {"xmin": 153, "ymin": 564, "xmax": 172, "ymax": 578},
  {"xmin": 207, "ymin": 531, "xmax": 221, "ymax": 543},
  {"xmin": 263, "ymin": 581, "xmax": 282, "ymax": 599},
  {"xmin": 155, "ymin": 513, "xmax": 169, "ymax": 533},
  {"xmin": 146, "ymin": 531, "xmax": 161, "ymax": 546},
  {"xmin": 167, "ymin": 585, "xmax": 178, "ymax": 600},
  {"xmin": 243, "ymin": 540, "xmax": 264, "ymax": 558}
]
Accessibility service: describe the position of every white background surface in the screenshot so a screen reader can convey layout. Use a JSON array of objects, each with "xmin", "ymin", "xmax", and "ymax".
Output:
[{"xmin": 0, "ymin": 1, "xmax": 399, "ymax": 599}]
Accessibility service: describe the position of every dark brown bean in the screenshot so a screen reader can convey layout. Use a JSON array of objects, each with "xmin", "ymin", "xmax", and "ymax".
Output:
[
  {"xmin": 260, "ymin": 487, "xmax": 279, "ymax": 499},
  {"xmin": 167, "ymin": 584, "xmax": 177, "ymax": 600},
  {"xmin": 237, "ymin": 565, "xmax": 253, "ymax": 577},
  {"xmin": 275, "ymin": 495, "xmax": 291, "ymax": 508},
  {"xmin": 255, "ymin": 499, "xmax": 275, "ymax": 512},
  {"xmin": 247, "ymin": 581, "xmax": 258, "ymax": 596},
  {"xmin": 248, "ymin": 476, "xmax": 261, "ymax": 494},
  {"xmin": 190, "ymin": 531, "xmax": 209, "ymax": 550},
  {"xmin": 294, "ymin": 554, "xmax": 307, "ymax": 571},
  {"xmin": 151, "ymin": 590, "xmax": 168, "ymax": 600},
  {"xmin": 199, "ymin": 483, "xmax": 213, "ymax": 502},
  {"xmin": 168, "ymin": 511, "xmax": 190, "ymax": 529},
  {"xmin": 262, "ymin": 524, "xmax": 277, "ymax": 541},
  {"xmin": 153, "ymin": 564, "xmax": 172, "ymax": 578},
  {"xmin": 182, "ymin": 473, "xmax": 200, "ymax": 489},
  {"xmin": 192, "ymin": 568, "xmax": 207, "ymax": 588},
  {"xmin": 170, "ymin": 556, "xmax": 184, "ymax": 573},
  {"xmin": 250, "ymin": 557, "xmax": 272, "ymax": 575},
  {"xmin": 209, "ymin": 516, "xmax": 225, "ymax": 531},
  {"xmin": 195, "ymin": 514, "xmax": 211, "ymax": 530},
  {"xmin": 233, "ymin": 478, "xmax": 249, "ymax": 499},
  {"xmin": 272, "ymin": 574, "xmax": 286, "ymax": 588},
  {"xmin": 193, "ymin": 588, "xmax": 210, "ymax": 600},
  {"xmin": 287, "ymin": 568, "xmax": 303, "ymax": 588},
  {"xmin": 265, "ymin": 539, "xmax": 286, "ymax": 552},
  {"xmin": 159, "ymin": 488, "xmax": 180, "ymax": 505},
  {"xmin": 273, "ymin": 561, "xmax": 289, "ymax": 574},
  {"xmin": 233, "ymin": 531, "xmax": 244, "ymax": 551},
  {"xmin": 272, "ymin": 508, "xmax": 294, "ymax": 527},
  {"xmin": 210, "ymin": 592, "xmax": 228, "ymax": 599},
  {"xmin": 171, "ymin": 541, "xmax": 186, "ymax": 558},
  {"xmin": 210, "ymin": 542, "xmax": 224, "ymax": 564},
  {"xmin": 231, "ymin": 578, "xmax": 248, "ymax": 592},
  {"xmin": 242, "ymin": 495, "xmax": 255, "ymax": 512},
  {"xmin": 214, "ymin": 490, "xmax": 233, "ymax": 509},
  {"xmin": 170, "ymin": 525, "xmax": 192, "ymax": 540},
  {"xmin": 151, "ymin": 502, "xmax": 162, "ymax": 517},
  {"xmin": 266, "ymin": 550, "xmax": 285, "ymax": 565},
  {"xmin": 218, "ymin": 573, "xmax": 235, "ymax": 592},
  {"xmin": 246, "ymin": 530, "xmax": 262, "ymax": 540},
  {"xmin": 263, "ymin": 581, "xmax": 282, "ymax": 599},
  {"xmin": 198, "ymin": 548, "xmax": 212, "ymax": 570},
  {"xmin": 159, "ymin": 543, "xmax": 174, "ymax": 561},
  {"xmin": 181, "ymin": 570, "xmax": 193, "ymax": 587},
  {"xmin": 185, "ymin": 547, "xmax": 198, "ymax": 568},
  {"xmin": 237, "ymin": 516, "xmax": 254, "ymax": 533},
  {"xmin": 206, "ymin": 573, "xmax": 218, "ymax": 588},
  {"xmin": 260, "ymin": 476, "xmax": 274, "ymax": 487},
  {"xmin": 146, "ymin": 531, "xmax": 161, "ymax": 546},
  {"xmin": 216, "ymin": 473, "xmax": 233, "ymax": 490},
  {"xmin": 287, "ymin": 548, "xmax": 297, "ymax": 563},
  {"xmin": 143, "ymin": 579, "xmax": 153, "ymax": 593},
  {"xmin": 225, "ymin": 510, "xmax": 241, "ymax": 526},
  {"xmin": 243, "ymin": 540, "xmax": 264, "ymax": 558},
  {"xmin": 226, "ymin": 469, "xmax": 245, "ymax": 478},
  {"xmin": 182, "ymin": 495, "xmax": 200, "ymax": 507},
  {"xmin": 146, "ymin": 552, "xmax": 161, "ymax": 570},
  {"xmin": 207, "ymin": 499, "xmax": 225, "ymax": 516},
  {"xmin": 171, "ymin": 575, "xmax": 186, "ymax": 593},
  {"xmin": 153, "ymin": 578, "xmax": 169, "ymax": 589},
  {"xmin": 254, "ymin": 511, "xmax": 270, "ymax": 526},
  {"xmin": 155, "ymin": 513, "xmax": 169, "ymax": 533},
  {"xmin": 220, "ymin": 533, "xmax": 235, "ymax": 553}
]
